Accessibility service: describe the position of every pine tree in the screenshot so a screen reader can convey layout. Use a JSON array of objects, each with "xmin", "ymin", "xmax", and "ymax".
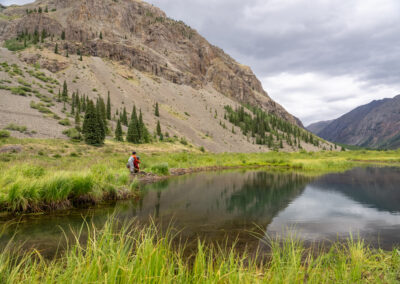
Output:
[
  {"xmin": 122, "ymin": 107, "xmax": 128, "ymax": 126},
  {"xmin": 62, "ymin": 80, "xmax": 68, "ymax": 101},
  {"xmin": 106, "ymin": 91, "xmax": 111, "ymax": 120},
  {"xmin": 155, "ymin": 102, "xmax": 160, "ymax": 117},
  {"xmin": 81, "ymin": 95, "xmax": 86, "ymax": 113},
  {"xmin": 96, "ymin": 99, "xmax": 107, "ymax": 136},
  {"xmin": 71, "ymin": 92, "xmax": 75, "ymax": 114},
  {"xmin": 45, "ymin": 6, "xmax": 48, "ymax": 12},
  {"xmin": 82, "ymin": 100, "xmax": 104, "ymax": 145},
  {"xmin": 131, "ymin": 105, "xmax": 137, "ymax": 121},
  {"xmin": 38, "ymin": 7, "xmax": 42, "ymax": 13},
  {"xmin": 138, "ymin": 109, "xmax": 149, "ymax": 143},
  {"xmin": 75, "ymin": 111, "xmax": 81, "ymax": 132},
  {"xmin": 156, "ymin": 120, "xmax": 162, "ymax": 136},
  {"xmin": 126, "ymin": 115, "xmax": 139, "ymax": 143},
  {"xmin": 115, "ymin": 119, "xmax": 123, "ymax": 141},
  {"xmin": 54, "ymin": 43, "xmax": 58, "ymax": 54},
  {"xmin": 79, "ymin": 54, "xmax": 83, "ymax": 61},
  {"xmin": 61, "ymin": 30, "xmax": 65, "ymax": 40},
  {"xmin": 99, "ymin": 32, "xmax": 103, "ymax": 39},
  {"xmin": 57, "ymin": 89, "xmax": 61, "ymax": 102},
  {"xmin": 96, "ymin": 103, "xmax": 106, "ymax": 141}
]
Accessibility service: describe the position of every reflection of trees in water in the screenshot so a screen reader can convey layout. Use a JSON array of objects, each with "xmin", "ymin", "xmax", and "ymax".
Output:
[
  {"xmin": 313, "ymin": 167, "xmax": 400, "ymax": 213},
  {"xmin": 226, "ymin": 172, "xmax": 312, "ymax": 217}
]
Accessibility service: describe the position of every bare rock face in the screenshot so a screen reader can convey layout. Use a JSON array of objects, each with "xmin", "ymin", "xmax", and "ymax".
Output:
[{"xmin": 0, "ymin": 0, "xmax": 300, "ymax": 126}]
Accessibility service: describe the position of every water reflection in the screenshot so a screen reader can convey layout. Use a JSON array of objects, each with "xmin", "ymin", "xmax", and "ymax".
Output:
[
  {"xmin": 267, "ymin": 167, "xmax": 400, "ymax": 249},
  {"xmin": 1, "ymin": 167, "xmax": 400, "ymax": 256}
]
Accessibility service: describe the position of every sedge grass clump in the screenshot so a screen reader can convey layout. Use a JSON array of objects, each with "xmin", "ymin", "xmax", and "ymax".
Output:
[
  {"xmin": 0, "ymin": 218, "xmax": 399, "ymax": 283},
  {"xmin": 150, "ymin": 163, "xmax": 169, "ymax": 175}
]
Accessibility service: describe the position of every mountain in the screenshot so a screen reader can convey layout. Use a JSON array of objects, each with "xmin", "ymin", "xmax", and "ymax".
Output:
[
  {"xmin": 307, "ymin": 95, "xmax": 400, "ymax": 149},
  {"xmin": 306, "ymin": 120, "xmax": 333, "ymax": 134},
  {"xmin": 0, "ymin": 0, "xmax": 330, "ymax": 152}
]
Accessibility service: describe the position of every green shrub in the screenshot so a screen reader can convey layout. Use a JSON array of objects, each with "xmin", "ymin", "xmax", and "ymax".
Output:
[
  {"xmin": 0, "ymin": 130, "xmax": 10, "ymax": 138},
  {"xmin": 58, "ymin": 118, "xmax": 71, "ymax": 126},
  {"xmin": 4, "ymin": 38, "xmax": 26, "ymax": 51},
  {"xmin": 5, "ymin": 123, "xmax": 27, "ymax": 133},
  {"xmin": 62, "ymin": 128, "xmax": 81, "ymax": 140},
  {"xmin": 150, "ymin": 163, "xmax": 169, "ymax": 175}
]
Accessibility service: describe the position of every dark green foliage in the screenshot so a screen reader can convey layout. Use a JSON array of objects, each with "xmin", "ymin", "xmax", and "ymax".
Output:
[
  {"xmin": 38, "ymin": 7, "xmax": 42, "ymax": 13},
  {"xmin": 106, "ymin": 91, "xmax": 111, "ymax": 120},
  {"xmin": 224, "ymin": 105, "xmax": 321, "ymax": 148},
  {"xmin": 96, "ymin": 99, "xmax": 107, "ymax": 139},
  {"xmin": 99, "ymin": 32, "xmax": 103, "ymax": 39},
  {"xmin": 71, "ymin": 92, "xmax": 75, "ymax": 114},
  {"xmin": 115, "ymin": 119, "xmax": 123, "ymax": 141},
  {"xmin": 126, "ymin": 105, "xmax": 149, "ymax": 144},
  {"xmin": 61, "ymin": 30, "xmax": 65, "ymax": 40},
  {"xmin": 126, "ymin": 114, "xmax": 139, "ymax": 144},
  {"xmin": 155, "ymin": 102, "xmax": 160, "ymax": 117},
  {"xmin": 82, "ymin": 100, "xmax": 104, "ymax": 146},
  {"xmin": 62, "ymin": 80, "xmax": 68, "ymax": 101},
  {"xmin": 156, "ymin": 120, "xmax": 162, "ymax": 136},
  {"xmin": 75, "ymin": 111, "xmax": 81, "ymax": 132},
  {"xmin": 54, "ymin": 43, "xmax": 58, "ymax": 54},
  {"xmin": 0, "ymin": 130, "xmax": 10, "ymax": 138},
  {"xmin": 62, "ymin": 128, "xmax": 81, "ymax": 141},
  {"xmin": 45, "ymin": 6, "xmax": 48, "ymax": 13},
  {"xmin": 121, "ymin": 107, "xmax": 128, "ymax": 126}
]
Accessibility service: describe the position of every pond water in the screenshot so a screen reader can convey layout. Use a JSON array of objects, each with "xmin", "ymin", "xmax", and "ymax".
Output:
[{"xmin": 1, "ymin": 167, "xmax": 400, "ymax": 256}]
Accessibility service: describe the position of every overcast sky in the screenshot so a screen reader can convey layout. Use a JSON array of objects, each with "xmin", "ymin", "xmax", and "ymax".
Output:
[{"xmin": 2, "ymin": 0, "xmax": 400, "ymax": 125}]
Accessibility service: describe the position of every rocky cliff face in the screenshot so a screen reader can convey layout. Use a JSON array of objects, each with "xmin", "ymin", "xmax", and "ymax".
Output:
[
  {"xmin": 309, "ymin": 95, "xmax": 400, "ymax": 149},
  {"xmin": 0, "ymin": 0, "xmax": 300, "ymax": 126}
]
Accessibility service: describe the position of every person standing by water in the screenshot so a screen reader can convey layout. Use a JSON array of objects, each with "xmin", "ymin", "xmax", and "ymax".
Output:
[{"xmin": 128, "ymin": 151, "xmax": 140, "ymax": 174}]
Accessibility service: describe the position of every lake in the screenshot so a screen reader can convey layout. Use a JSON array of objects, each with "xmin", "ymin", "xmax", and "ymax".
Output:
[{"xmin": 1, "ymin": 167, "xmax": 400, "ymax": 256}]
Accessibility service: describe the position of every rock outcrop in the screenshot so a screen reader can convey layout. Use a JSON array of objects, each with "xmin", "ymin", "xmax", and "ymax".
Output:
[{"xmin": 0, "ymin": 0, "xmax": 300, "ymax": 126}]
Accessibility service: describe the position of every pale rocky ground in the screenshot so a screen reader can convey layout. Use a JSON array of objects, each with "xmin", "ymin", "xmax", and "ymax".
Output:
[{"xmin": 0, "ymin": 47, "xmax": 335, "ymax": 152}]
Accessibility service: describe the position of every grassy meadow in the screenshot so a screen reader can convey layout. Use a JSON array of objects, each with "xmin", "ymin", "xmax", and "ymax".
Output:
[
  {"xmin": 0, "ymin": 217, "xmax": 399, "ymax": 283},
  {"xmin": 0, "ymin": 136, "xmax": 400, "ymax": 213}
]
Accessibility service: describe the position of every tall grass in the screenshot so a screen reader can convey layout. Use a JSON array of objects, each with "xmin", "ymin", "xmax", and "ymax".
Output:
[
  {"xmin": 1, "ymin": 137, "xmax": 400, "ymax": 213},
  {"xmin": 0, "ymin": 218, "xmax": 399, "ymax": 283}
]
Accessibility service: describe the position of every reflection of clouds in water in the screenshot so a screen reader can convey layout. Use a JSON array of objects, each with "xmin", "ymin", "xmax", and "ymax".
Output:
[{"xmin": 267, "ymin": 186, "xmax": 400, "ymax": 241}]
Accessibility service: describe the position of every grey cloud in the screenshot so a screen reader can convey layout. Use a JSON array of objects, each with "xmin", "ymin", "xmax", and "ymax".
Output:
[{"xmin": 3, "ymin": 0, "xmax": 400, "ymax": 123}]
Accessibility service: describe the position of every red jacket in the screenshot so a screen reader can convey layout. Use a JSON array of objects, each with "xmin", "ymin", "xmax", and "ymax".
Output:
[{"xmin": 132, "ymin": 155, "xmax": 140, "ymax": 168}]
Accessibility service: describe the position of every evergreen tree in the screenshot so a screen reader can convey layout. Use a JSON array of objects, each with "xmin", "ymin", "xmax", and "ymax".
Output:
[
  {"xmin": 75, "ymin": 91, "xmax": 80, "ymax": 113},
  {"xmin": 106, "ymin": 91, "xmax": 111, "ymax": 120},
  {"xmin": 54, "ymin": 43, "xmax": 58, "ymax": 54},
  {"xmin": 96, "ymin": 99, "xmax": 107, "ymax": 136},
  {"xmin": 122, "ymin": 107, "xmax": 128, "ymax": 126},
  {"xmin": 96, "ymin": 103, "xmax": 106, "ymax": 141},
  {"xmin": 99, "ymin": 32, "xmax": 103, "ymax": 39},
  {"xmin": 126, "ymin": 115, "xmax": 139, "ymax": 143},
  {"xmin": 138, "ymin": 109, "xmax": 149, "ymax": 143},
  {"xmin": 131, "ymin": 105, "xmax": 137, "ymax": 121},
  {"xmin": 57, "ymin": 89, "xmax": 61, "ymax": 102},
  {"xmin": 71, "ymin": 92, "xmax": 75, "ymax": 114},
  {"xmin": 155, "ymin": 102, "xmax": 160, "ymax": 117},
  {"xmin": 156, "ymin": 120, "xmax": 162, "ymax": 137},
  {"xmin": 38, "ymin": 7, "xmax": 42, "ymax": 13},
  {"xmin": 62, "ymin": 80, "xmax": 68, "ymax": 101},
  {"xmin": 115, "ymin": 119, "xmax": 123, "ymax": 141},
  {"xmin": 81, "ymin": 95, "xmax": 86, "ymax": 113},
  {"xmin": 82, "ymin": 100, "xmax": 104, "ymax": 145},
  {"xmin": 61, "ymin": 30, "xmax": 65, "ymax": 40},
  {"xmin": 45, "ymin": 6, "xmax": 48, "ymax": 12},
  {"xmin": 75, "ymin": 111, "xmax": 81, "ymax": 132}
]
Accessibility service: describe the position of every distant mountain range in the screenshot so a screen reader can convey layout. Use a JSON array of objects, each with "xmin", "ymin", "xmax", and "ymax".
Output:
[{"xmin": 307, "ymin": 95, "xmax": 400, "ymax": 149}]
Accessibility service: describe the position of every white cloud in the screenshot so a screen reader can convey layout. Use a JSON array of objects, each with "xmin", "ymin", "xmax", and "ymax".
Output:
[
  {"xmin": 0, "ymin": 0, "xmax": 33, "ymax": 5},
  {"xmin": 4, "ymin": 0, "xmax": 400, "ymax": 124},
  {"xmin": 262, "ymin": 73, "xmax": 399, "ymax": 125}
]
